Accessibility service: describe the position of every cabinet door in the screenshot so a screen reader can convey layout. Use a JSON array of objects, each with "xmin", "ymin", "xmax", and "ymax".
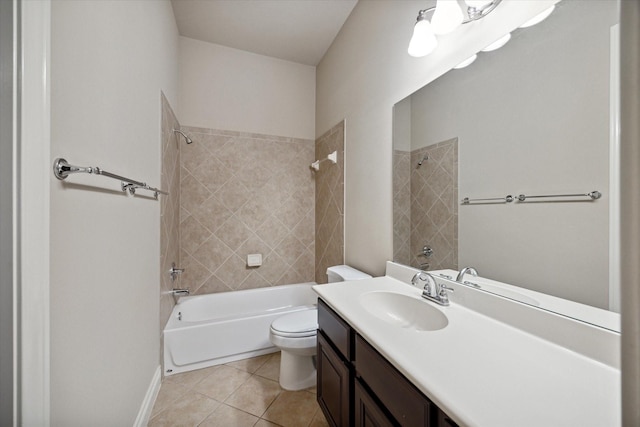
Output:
[
  {"xmin": 355, "ymin": 380, "xmax": 395, "ymax": 427},
  {"xmin": 356, "ymin": 335, "xmax": 432, "ymax": 426},
  {"xmin": 437, "ymin": 410, "xmax": 459, "ymax": 427},
  {"xmin": 317, "ymin": 331, "xmax": 351, "ymax": 427}
]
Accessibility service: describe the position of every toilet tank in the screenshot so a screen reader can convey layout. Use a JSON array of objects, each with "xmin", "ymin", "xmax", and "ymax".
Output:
[{"xmin": 326, "ymin": 265, "xmax": 372, "ymax": 283}]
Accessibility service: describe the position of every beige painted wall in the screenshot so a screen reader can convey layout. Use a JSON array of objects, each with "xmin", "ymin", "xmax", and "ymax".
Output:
[
  {"xmin": 620, "ymin": 1, "xmax": 640, "ymax": 423},
  {"xmin": 50, "ymin": 1, "xmax": 178, "ymax": 424},
  {"xmin": 317, "ymin": 0, "xmax": 559, "ymax": 277},
  {"xmin": 179, "ymin": 36, "xmax": 316, "ymax": 140}
]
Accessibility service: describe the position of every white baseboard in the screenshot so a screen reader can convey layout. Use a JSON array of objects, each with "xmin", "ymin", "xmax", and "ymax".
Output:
[{"xmin": 133, "ymin": 366, "xmax": 162, "ymax": 427}]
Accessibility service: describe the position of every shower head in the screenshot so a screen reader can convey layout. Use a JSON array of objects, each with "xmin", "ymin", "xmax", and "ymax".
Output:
[{"xmin": 173, "ymin": 129, "xmax": 193, "ymax": 144}]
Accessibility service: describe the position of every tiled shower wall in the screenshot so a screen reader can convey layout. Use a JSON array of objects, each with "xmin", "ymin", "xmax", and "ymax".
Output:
[
  {"xmin": 394, "ymin": 138, "xmax": 458, "ymax": 271},
  {"xmin": 160, "ymin": 93, "xmax": 181, "ymax": 333},
  {"xmin": 179, "ymin": 127, "xmax": 315, "ymax": 294},
  {"xmin": 393, "ymin": 149, "xmax": 411, "ymax": 265},
  {"xmin": 315, "ymin": 121, "xmax": 345, "ymax": 284}
]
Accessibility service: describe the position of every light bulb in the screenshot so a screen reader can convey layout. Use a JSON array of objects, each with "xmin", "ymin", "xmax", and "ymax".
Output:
[
  {"xmin": 408, "ymin": 19, "xmax": 438, "ymax": 57},
  {"xmin": 481, "ymin": 33, "xmax": 511, "ymax": 52},
  {"xmin": 431, "ymin": 0, "xmax": 464, "ymax": 35},
  {"xmin": 465, "ymin": 0, "xmax": 493, "ymax": 9},
  {"xmin": 519, "ymin": 5, "xmax": 555, "ymax": 28},
  {"xmin": 453, "ymin": 54, "xmax": 477, "ymax": 69}
]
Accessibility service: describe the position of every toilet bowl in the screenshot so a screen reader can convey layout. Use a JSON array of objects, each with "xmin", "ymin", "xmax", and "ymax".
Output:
[{"xmin": 269, "ymin": 265, "xmax": 372, "ymax": 390}]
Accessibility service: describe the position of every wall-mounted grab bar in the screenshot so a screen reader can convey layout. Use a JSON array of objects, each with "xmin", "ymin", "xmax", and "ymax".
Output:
[
  {"xmin": 516, "ymin": 191, "xmax": 601, "ymax": 202},
  {"xmin": 53, "ymin": 158, "xmax": 169, "ymax": 200},
  {"xmin": 461, "ymin": 195, "xmax": 514, "ymax": 204}
]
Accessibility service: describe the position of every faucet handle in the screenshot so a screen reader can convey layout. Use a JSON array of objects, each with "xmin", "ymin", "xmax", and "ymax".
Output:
[
  {"xmin": 439, "ymin": 284, "xmax": 454, "ymax": 294},
  {"xmin": 438, "ymin": 284, "xmax": 454, "ymax": 304}
]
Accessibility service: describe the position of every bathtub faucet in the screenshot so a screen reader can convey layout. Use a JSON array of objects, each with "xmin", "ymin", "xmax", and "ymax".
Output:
[{"xmin": 172, "ymin": 289, "xmax": 190, "ymax": 297}]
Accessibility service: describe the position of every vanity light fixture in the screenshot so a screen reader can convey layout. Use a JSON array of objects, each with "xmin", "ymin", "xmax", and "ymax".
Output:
[
  {"xmin": 453, "ymin": 54, "xmax": 477, "ymax": 69},
  {"xmin": 408, "ymin": 0, "xmax": 503, "ymax": 58},
  {"xmin": 481, "ymin": 32, "xmax": 511, "ymax": 52},
  {"xmin": 518, "ymin": 4, "xmax": 556, "ymax": 28}
]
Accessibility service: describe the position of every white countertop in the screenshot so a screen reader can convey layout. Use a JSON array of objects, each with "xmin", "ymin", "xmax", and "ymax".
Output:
[{"xmin": 313, "ymin": 275, "xmax": 621, "ymax": 427}]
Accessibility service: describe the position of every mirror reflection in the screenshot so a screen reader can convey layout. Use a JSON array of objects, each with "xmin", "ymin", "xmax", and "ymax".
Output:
[{"xmin": 393, "ymin": 0, "xmax": 619, "ymax": 325}]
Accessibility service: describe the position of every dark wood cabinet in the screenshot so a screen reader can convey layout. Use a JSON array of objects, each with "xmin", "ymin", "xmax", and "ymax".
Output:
[
  {"xmin": 437, "ymin": 410, "xmax": 459, "ymax": 427},
  {"xmin": 354, "ymin": 379, "xmax": 395, "ymax": 427},
  {"xmin": 317, "ymin": 298, "xmax": 458, "ymax": 427},
  {"xmin": 355, "ymin": 335, "xmax": 432, "ymax": 427},
  {"xmin": 317, "ymin": 331, "xmax": 351, "ymax": 427}
]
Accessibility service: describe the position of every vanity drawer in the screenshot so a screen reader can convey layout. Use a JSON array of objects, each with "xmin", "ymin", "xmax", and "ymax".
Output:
[
  {"xmin": 355, "ymin": 335, "xmax": 432, "ymax": 427},
  {"xmin": 318, "ymin": 298, "xmax": 354, "ymax": 361}
]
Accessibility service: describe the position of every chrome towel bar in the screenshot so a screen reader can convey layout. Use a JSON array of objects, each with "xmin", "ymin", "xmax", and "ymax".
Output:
[
  {"xmin": 53, "ymin": 158, "xmax": 168, "ymax": 200},
  {"xmin": 461, "ymin": 191, "xmax": 601, "ymax": 205},
  {"xmin": 516, "ymin": 191, "xmax": 601, "ymax": 202},
  {"xmin": 461, "ymin": 195, "xmax": 514, "ymax": 204}
]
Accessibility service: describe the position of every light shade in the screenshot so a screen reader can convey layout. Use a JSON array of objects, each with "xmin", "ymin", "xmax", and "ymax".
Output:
[
  {"xmin": 481, "ymin": 33, "xmax": 511, "ymax": 52},
  {"xmin": 431, "ymin": 0, "xmax": 464, "ymax": 35},
  {"xmin": 465, "ymin": 0, "xmax": 493, "ymax": 9},
  {"xmin": 453, "ymin": 54, "xmax": 477, "ymax": 69},
  {"xmin": 408, "ymin": 19, "xmax": 438, "ymax": 57},
  {"xmin": 519, "ymin": 5, "xmax": 555, "ymax": 28}
]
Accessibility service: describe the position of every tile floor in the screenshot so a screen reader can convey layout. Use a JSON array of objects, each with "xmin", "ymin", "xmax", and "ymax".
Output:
[{"xmin": 149, "ymin": 352, "xmax": 329, "ymax": 427}]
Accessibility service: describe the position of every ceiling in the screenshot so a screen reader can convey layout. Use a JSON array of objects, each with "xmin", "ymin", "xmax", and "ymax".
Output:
[{"xmin": 171, "ymin": 0, "xmax": 359, "ymax": 66}]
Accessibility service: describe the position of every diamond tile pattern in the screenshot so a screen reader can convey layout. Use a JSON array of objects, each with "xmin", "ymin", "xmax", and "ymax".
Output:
[
  {"xmin": 394, "ymin": 138, "xmax": 458, "ymax": 271},
  {"xmin": 315, "ymin": 122, "xmax": 345, "ymax": 284},
  {"xmin": 180, "ymin": 127, "xmax": 315, "ymax": 294},
  {"xmin": 149, "ymin": 353, "xmax": 329, "ymax": 427},
  {"xmin": 160, "ymin": 93, "xmax": 181, "ymax": 336}
]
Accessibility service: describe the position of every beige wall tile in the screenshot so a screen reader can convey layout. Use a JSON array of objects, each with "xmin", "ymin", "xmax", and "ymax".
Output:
[
  {"xmin": 315, "ymin": 121, "xmax": 345, "ymax": 283},
  {"xmin": 180, "ymin": 128, "xmax": 316, "ymax": 292},
  {"xmin": 160, "ymin": 94, "xmax": 181, "ymax": 366},
  {"xmin": 395, "ymin": 138, "xmax": 458, "ymax": 271}
]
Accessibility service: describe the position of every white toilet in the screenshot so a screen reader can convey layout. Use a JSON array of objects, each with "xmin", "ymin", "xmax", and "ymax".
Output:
[{"xmin": 269, "ymin": 265, "xmax": 372, "ymax": 390}]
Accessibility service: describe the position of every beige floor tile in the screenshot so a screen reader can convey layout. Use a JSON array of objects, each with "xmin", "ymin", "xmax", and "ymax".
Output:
[
  {"xmin": 165, "ymin": 366, "xmax": 218, "ymax": 389},
  {"xmin": 254, "ymin": 419, "xmax": 282, "ymax": 427},
  {"xmin": 225, "ymin": 353, "xmax": 273, "ymax": 374},
  {"xmin": 148, "ymin": 391, "xmax": 220, "ymax": 427},
  {"xmin": 192, "ymin": 365, "xmax": 252, "ymax": 401},
  {"xmin": 150, "ymin": 380, "xmax": 190, "ymax": 418},
  {"xmin": 198, "ymin": 404, "xmax": 259, "ymax": 427},
  {"xmin": 255, "ymin": 353, "xmax": 280, "ymax": 382},
  {"xmin": 262, "ymin": 390, "xmax": 318, "ymax": 427},
  {"xmin": 224, "ymin": 375, "xmax": 282, "ymax": 417},
  {"xmin": 309, "ymin": 407, "xmax": 330, "ymax": 427}
]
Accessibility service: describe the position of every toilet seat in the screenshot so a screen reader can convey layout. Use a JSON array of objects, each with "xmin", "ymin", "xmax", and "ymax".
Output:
[{"xmin": 270, "ymin": 309, "xmax": 318, "ymax": 338}]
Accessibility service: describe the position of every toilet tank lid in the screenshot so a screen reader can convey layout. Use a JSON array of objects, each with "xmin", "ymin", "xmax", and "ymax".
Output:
[{"xmin": 326, "ymin": 265, "xmax": 372, "ymax": 280}]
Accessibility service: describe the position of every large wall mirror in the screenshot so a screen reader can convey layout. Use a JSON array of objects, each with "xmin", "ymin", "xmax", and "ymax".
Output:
[{"xmin": 393, "ymin": 0, "xmax": 620, "ymax": 328}]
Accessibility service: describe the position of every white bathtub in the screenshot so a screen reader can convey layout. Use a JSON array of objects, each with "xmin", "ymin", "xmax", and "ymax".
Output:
[{"xmin": 163, "ymin": 283, "xmax": 317, "ymax": 375}]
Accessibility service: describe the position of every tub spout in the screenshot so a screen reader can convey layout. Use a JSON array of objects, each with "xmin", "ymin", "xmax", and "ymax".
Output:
[{"xmin": 172, "ymin": 288, "xmax": 190, "ymax": 303}]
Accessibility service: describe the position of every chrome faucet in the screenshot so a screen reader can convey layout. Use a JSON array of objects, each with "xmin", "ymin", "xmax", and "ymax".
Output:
[
  {"xmin": 411, "ymin": 271, "xmax": 454, "ymax": 306},
  {"xmin": 456, "ymin": 266, "xmax": 479, "ymax": 285},
  {"xmin": 169, "ymin": 262, "xmax": 185, "ymax": 282},
  {"xmin": 171, "ymin": 288, "xmax": 190, "ymax": 303}
]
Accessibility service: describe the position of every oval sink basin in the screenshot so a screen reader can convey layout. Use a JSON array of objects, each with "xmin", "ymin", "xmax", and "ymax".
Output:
[{"xmin": 358, "ymin": 291, "xmax": 448, "ymax": 331}]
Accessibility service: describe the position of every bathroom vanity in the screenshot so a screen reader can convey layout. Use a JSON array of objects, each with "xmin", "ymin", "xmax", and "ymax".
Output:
[
  {"xmin": 313, "ymin": 263, "xmax": 621, "ymax": 427},
  {"xmin": 317, "ymin": 298, "xmax": 457, "ymax": 427}
]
